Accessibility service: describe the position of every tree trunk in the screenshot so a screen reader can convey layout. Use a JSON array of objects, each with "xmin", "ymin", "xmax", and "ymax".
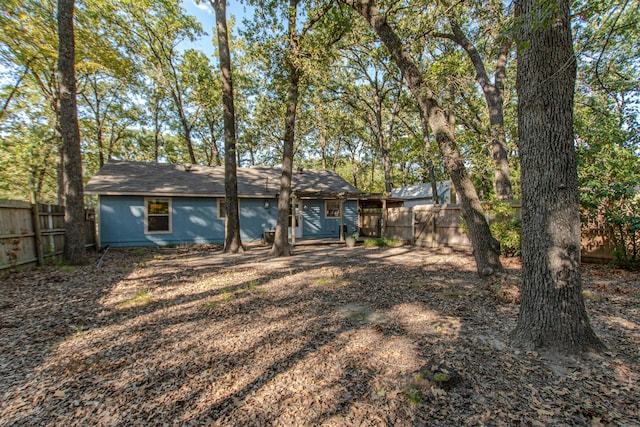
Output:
[
  {"xmin": 153, "ymin": 96, "xmax": 161, "ymax": 162},
  {"xmin": 351, "ymin": 155, "xmax": 358, "ymax": 188},
  {"xmin": 56, "ymin": 143, "xmax": 64, "ymax": 206},
  {"xmin": 208, "ymin": 121, "xmax": 222, "ymax": 166},
  {"xmin": 211, "ymin": 0, "xmax": 244, "ymax": 253},
  {"xmin": 511, "ymin": 0, "xmax": 604, "ymax": 353},
  {"xmin": 377, "ymin": 124, "xmax": 394, "ymax": 195},
  {"xmin": 93, "ymin": 97, "xmax": 105, "ymax": 167},
  {"xmin": 332, "ymin": 138, "xmax": 341, "ymax": 171},
  {"xmin": 341, "ymin": 0, "xmax": 502, "ymax": 275},
  {"xmin": 57, "ymin": 0, "xmax": 85, "ymax": 265},
  {"xmin": 419, "ymin": 115, "xmax": 440, "ymax": 205},
  {"xmin": 318, "ymin": 107, "xmax": 328, "ymax": 170},
  {"xmin": 447, "ymin": 18, "xmax": 513, "ymax": 201},
  {"xmin": 270, "ymin": 0, "xmax": 301, "ymax": 257},
  {"xmin": 383, "ymin": 82, "xmax": 402, "ymax": 194},
  {"xmin": 180, "ymin": 111, "xmax": 196, "ymax": 165}
]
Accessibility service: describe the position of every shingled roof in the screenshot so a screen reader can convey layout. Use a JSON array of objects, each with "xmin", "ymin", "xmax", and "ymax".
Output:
[{"xmin": 85, "ymin": 161, "xmax": 361, "ymax": 198}]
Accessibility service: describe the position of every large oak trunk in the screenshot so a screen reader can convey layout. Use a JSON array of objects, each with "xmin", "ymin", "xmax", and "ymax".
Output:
[
  {"xmin": 57, "ymin": 0, "xmax": 85, "ymax": 265},
  {"xmin": 270, "ymin": 1, "xmax": 300, "ymax": 258},
  {"xmin": 341, "ymin": 0, "xmax": 502, "ymax": 275},
  {"xmin": 211, "ymin": 0, "xmax": 244, "ymax": 253},
  {"xmin": 511, "ymin": 0, "xmax": 603, "ymax": 353}
]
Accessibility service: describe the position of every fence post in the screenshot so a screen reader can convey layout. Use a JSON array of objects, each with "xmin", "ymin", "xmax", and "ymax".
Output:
[
  {"xmin": 411, "ymin": 208, "xmax": 416, "ymax": 246},
  {"xmin": 31, "ymin": 203, "xmax": 44, "ymax": 266},
  {"xmin": 382, "ymin": 199, "xmax": 387, "ymax": 238},
  {"xmin": 433, "ymin": 206, "xmax": 438, "ymax": 248}
]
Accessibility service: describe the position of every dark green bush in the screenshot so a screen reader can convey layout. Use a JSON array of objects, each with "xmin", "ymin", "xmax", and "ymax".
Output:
[{"xmin": 487, "ymin": 201, "xmax": 522, "ymax": 257}]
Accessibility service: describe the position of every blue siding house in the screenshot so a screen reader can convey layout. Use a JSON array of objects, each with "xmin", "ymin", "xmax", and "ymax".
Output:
[{"xmin": 85, "ymin": 161, "xmax": 362, "ymax": 248}]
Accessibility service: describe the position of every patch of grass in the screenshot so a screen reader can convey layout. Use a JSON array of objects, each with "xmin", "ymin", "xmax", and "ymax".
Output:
[
  {"xmin": 202, "ymin": 289, "xmax": 236, "ymax": 312},
  {"xmin": 315, "ymin": 276, "xmax": 350, "ymax": 288},
  {"xmin": 434, "ymin": 372, "xmax": 451, "ymax": 382},
  {"xmin": 409, "ymin": 280, "xmax": 427, "ymax": 289},
  {"xmin": 406, "ymin": 387, "xmax": 423, "ymax": 404},
  {"xmin": 216, "ymin": 288, "xmax": 236, "ymax": 302},
  {"xmin": 59, "ymin": 265, "xmax": 76, "ymax": 273},
  {"xmin": 438, "ymin": 289, "xmax": 469, "ymax": 299},
  {"xmin": 315, "ymin": 277, "xmax": 331, "ymax": 286},
  {"xmin": 48, "ymin": 341, "xmax": 64, "ymax": 351},
  {"xmin": 132, "ymin": 248, "xmax": 148, "ymax": 257},
  {"xmin": 363, "ymin": 237, "xmax": 403, "ymax": 247},
  {"xmin": 217, "ymin": 283, "xmax": 262, "ymax": 299},
  {"xmin": 582, "ymin": 290, "xmax": 602, "ymax": 301},
  {"xmin": 48, "ymin": 325, "xmax": 85, "ymax": 351},
  {"xmin": 54, "ymin": 260, "xmax": 76, "ymax": 273},
  {"xmin": 202, "ymin": 299, "xmax": 219, "ymax": 312},
  {"xmin": 120, "ymin": 290, "xmax": 154, "ymax": 308}
]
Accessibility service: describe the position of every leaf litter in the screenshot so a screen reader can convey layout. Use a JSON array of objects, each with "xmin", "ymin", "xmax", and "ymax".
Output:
[{"xmin": 0, "ymin": 244, "xmax": 638, "ymax": 426}]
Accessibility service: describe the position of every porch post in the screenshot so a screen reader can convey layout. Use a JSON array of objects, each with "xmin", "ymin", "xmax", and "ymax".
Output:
[
  {"xmin": 339, "ymin": 199, "xmax": 344, "ymax": 242},
  {"xmin": 291, "ymin": 194, "xmax": 296, "ymax": 247}
]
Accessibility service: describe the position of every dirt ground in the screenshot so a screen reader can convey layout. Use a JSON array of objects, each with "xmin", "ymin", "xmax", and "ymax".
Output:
[{"xmin": 1, "ymin": 243, "xmax": 638, "ymax": 426}]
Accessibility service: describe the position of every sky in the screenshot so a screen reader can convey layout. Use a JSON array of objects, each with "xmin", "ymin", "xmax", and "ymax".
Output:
[{"xmin": 179, "ymin": 0, "xmax": 253, "ymax": 58}]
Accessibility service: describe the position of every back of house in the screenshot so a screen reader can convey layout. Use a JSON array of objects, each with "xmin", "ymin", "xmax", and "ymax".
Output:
[{"xmin": 85, "ymin": 161, "xmax": 362, "ymax": 248}]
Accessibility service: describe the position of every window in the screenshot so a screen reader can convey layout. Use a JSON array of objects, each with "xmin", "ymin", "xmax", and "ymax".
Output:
[
  {"xmin": 217, "ymin": 199, "xmax": 226, "ymax": 219},
  {"xmin": 325, "ymin": 200, "xmax": 341, "ymax": 219},
  {"xmin": 145, "ymin": 198, "xmax": 171, "ymax": 234}
]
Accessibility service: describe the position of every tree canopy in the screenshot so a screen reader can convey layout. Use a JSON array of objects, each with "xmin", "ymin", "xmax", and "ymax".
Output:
[{"xmin": 2, "ymin": 0, "xmax": 635, "ymax": 205}]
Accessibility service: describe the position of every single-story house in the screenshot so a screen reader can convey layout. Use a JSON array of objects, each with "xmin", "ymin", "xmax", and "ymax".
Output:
[
  {"xmin": 85, "ymin": 161, "xmax": 362, "ymax": 248},
  {"xmin": 390, "ymin": 181, "xmax": 452, "ymax": 207}
]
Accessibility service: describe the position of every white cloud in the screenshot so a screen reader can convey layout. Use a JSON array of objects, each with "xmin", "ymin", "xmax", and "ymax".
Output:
[{"xmin": 192, "ymin": 0, "xmax": 212, "ymax": 14}]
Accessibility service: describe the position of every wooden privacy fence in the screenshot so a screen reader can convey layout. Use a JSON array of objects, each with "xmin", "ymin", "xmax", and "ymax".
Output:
[
  {"xmin": 381, "ymin": 204, "xmax": 615, "ymax": 263},
  {"xmin": 384, "ymin": 205, "xmax": 471, "ymax": 247},
  {"xmin": 360, "ymin": 208, "xmax": 383, "ymax": 238},
  {"xmin": 0, "ymin": 199, "xmax": 96, "ymax": 271}
]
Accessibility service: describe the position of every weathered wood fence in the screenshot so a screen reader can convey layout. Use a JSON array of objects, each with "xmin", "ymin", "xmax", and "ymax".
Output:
[
  {"xmin": 379, "ymin": 204, "xmax": 615, "ymax": 263},
  {"xmin": 384, "ymin": 205, "xmax": 472, "ymax": 247},
  {"xmin": 0, "ymin": 199, "xmax": 96, "ymax": 271}
]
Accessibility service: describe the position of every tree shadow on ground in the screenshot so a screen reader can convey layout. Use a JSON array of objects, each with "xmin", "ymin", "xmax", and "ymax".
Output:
[
  {"xmin": 0, "ymin": 250, "xmax": 138, "ymax": 394},
  {"xmin": 1, "ymin": 245, "xmax": 638, "ymax": 426}
]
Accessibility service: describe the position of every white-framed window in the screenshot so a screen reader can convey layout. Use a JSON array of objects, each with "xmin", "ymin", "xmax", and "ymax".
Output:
[
  {"xmin": 145, "ymin": 197, "xmax": 172, "ymax": 234},
  {"xmin": 325, "ymin": 199, "xmax": 341, "ymax": 219},
  {"xmin": 217, "ymin": 199, "xmax": 226, "ymax": 219}
]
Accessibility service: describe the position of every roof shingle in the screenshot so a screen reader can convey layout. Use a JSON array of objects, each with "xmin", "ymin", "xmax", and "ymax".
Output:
[{"xmin": 85, "ymin": 161, "xmax": 361, "ymax": 198}]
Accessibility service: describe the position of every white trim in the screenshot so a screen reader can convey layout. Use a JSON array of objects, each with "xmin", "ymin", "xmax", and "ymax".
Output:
[
  {"xmin": 96, "ymin": 197, "xmax": 101, "ymax": 248},
  {"xmin": 289, "ymin": 199, "xmax": 303, "ymax": 239},
  {"xmin": 217, "ymin": 198, "xmax": 226, "ymax": 220},
  {"xmin": 144, "ymin": 197, "xmax": 172, "ymax": 234},
  {"xmin": 324, "ymin": 199, "xmax": 342, "ymax": 219}
]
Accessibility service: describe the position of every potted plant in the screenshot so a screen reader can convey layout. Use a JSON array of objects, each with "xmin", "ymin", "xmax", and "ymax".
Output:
[{"xmin": 345, "ymin": 231, "xmax": 358, "ymax": 248}]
